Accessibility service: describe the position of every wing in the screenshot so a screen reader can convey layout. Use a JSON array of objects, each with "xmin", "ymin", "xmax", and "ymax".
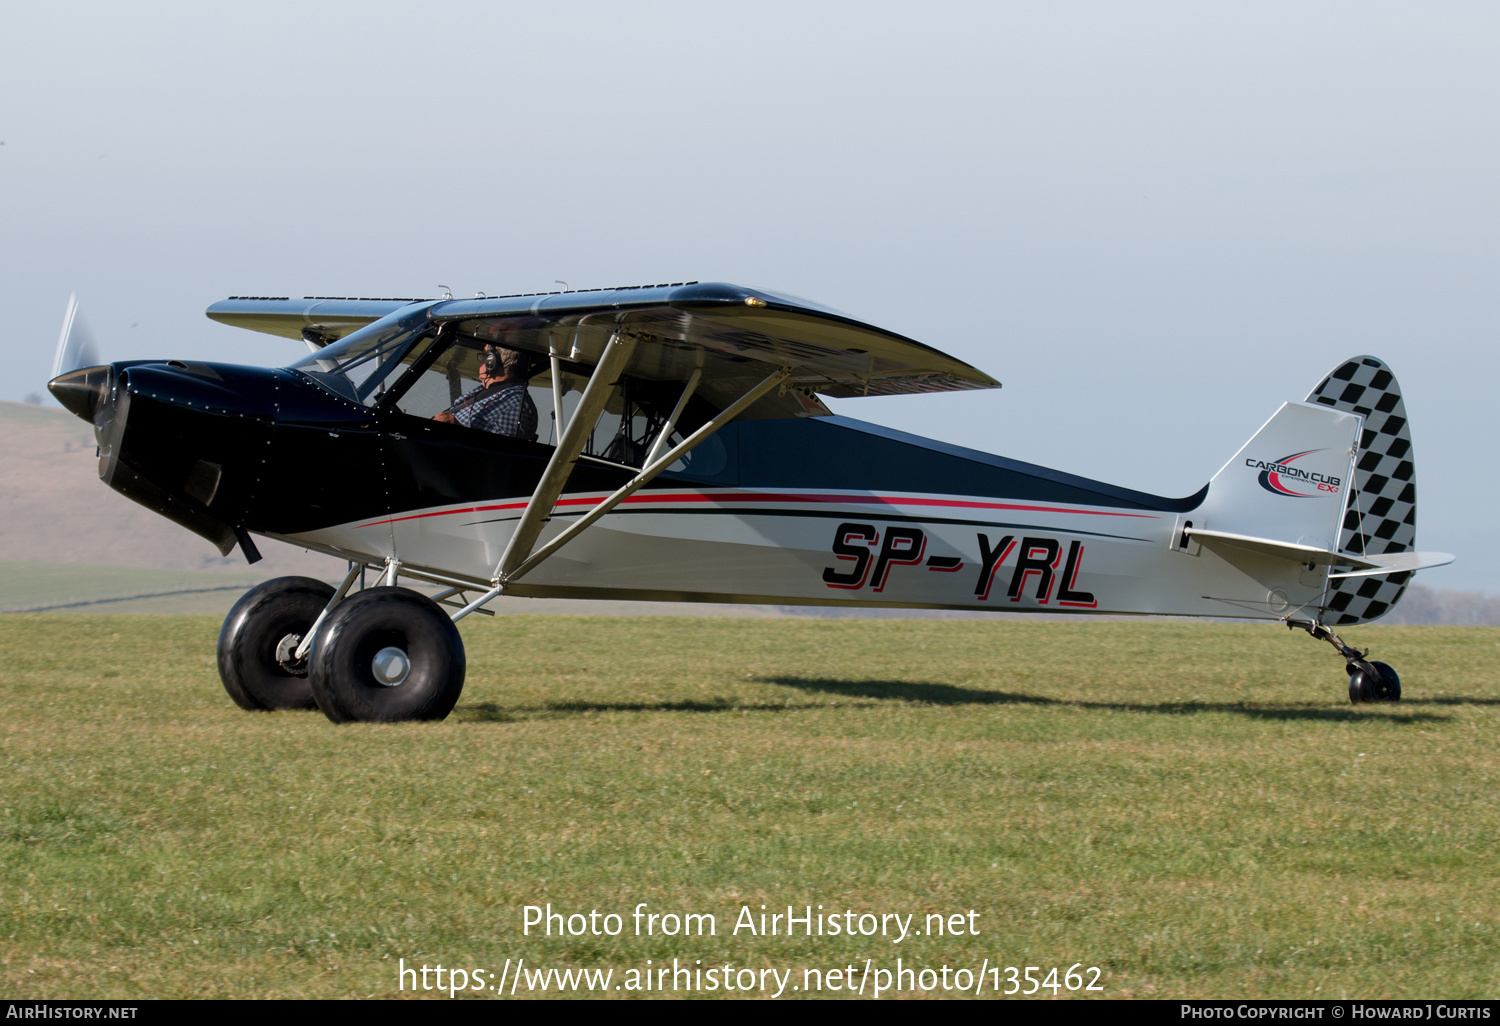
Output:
[
  {"xmin": 205, "ymin": 295, "xmax": 428, "ymax": 345},
  {"xmin": 206, "ymin": 283, "xmax": 1001, "ymax": 415}
]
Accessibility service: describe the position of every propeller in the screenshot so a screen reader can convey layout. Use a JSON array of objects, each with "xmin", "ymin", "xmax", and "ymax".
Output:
[
  {"xmin": 51, "ymin": 293, "xmax": 101, "ymax": 379},
  {"xmin": 47, "ymin": 293, "xmax": 111, "ymax": 423}
]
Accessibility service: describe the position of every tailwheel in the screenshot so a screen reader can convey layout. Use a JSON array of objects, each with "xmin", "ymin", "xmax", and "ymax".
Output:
[
  {"xmin": 308, "ymin": 587, "xmax": 466, "ymax": 723},
  {"xmin": 1348, "ymin": 660, "xmax": 1402, "ymax": 704},
  {"xmin": 217, "ymin": 576, "xmax": 336, "ymax": 711},
  {"xmin": 1289, "ymin": 618, "xmax": 1402, "ymax": 704}
]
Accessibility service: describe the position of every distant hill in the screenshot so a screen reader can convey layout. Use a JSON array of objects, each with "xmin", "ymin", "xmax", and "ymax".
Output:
[
  {"xmin": 1380, "ymin": 584, "xmax": 1500, "ymax": 626},
  {"xmin": 0, "ymin": 399, "xmax": 343, "ymax": 578}
]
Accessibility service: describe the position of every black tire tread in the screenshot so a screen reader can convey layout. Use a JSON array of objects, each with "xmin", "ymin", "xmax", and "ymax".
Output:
[
  {"xmin": 308, "ymin": 587, "xmax": 465, "ymax": 723},
  {"xmin": 217, "ymin": 576, "xmax": 336, "ymax": 711},
  {"xmin": 1348, "ymin": 660, "xmax": 1402, "ymax": 704}
]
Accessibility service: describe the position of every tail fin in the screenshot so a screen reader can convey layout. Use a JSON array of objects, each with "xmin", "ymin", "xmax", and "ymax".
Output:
[
  {"xmin": 1185, "ymin": 358, "xmax": 1448, "ymax": 623},
  {"xmin": 1306, "ymin": 356, "xmax": 1419, "ymax": 624},
  {"xmin": 1197, "ymin": 400, "xmax": 1360, "ymax": 553}
]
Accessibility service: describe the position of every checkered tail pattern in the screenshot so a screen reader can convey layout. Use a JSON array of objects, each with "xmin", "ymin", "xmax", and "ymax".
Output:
[{"xmin": 1305, "ymin": 356, "xmax": 1416, "ymax": 625}]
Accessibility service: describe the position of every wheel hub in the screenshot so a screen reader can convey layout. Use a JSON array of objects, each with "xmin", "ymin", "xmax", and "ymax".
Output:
[
  {"xmin": 371, "ymin": 646, "xmax": 411, "ymax": 687},
  {"xmin": 275, "ymin": 633, "xmax": 305, "ymax": 673}
]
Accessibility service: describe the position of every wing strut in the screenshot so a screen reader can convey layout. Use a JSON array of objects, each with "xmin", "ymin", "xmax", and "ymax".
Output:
[
  {"xmin": 495, "ymin": 330, "xmax": 639, "ymax": 582},
  {"xmin": 448, "ymin": 360, "xmax": 790, "ymax": 621},
  {"xmin": 645, "ymin": 366, "xmax": 701, "ymax": 467},
  {"xmin": 503, "ymin": 364, "xmax": 788, "ymax": 586}
]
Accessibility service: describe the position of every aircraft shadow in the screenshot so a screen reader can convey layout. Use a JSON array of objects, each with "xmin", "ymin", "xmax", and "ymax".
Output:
[
  {"xmin": 1399, "ymin": 697, "xmax": 1500, "ymax": 707},
  {"xmin": 758, "ymin": 676, "xmax": 1452, "ymax": 724},
  {"xmin": 460, "ymin": 699, "xmax": 824, "ymax": 723},
  {"xmin": 458, "ymin": 677, "xmax": 1457, "ymax": 724}
]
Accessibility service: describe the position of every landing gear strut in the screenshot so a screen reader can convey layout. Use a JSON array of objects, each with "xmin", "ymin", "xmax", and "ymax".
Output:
[{"xmin": 1287, "ymin": 619, "xmax": 1401, "ymax": 704}]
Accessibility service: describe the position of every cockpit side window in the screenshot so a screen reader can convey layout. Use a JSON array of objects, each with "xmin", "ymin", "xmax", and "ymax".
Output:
[
  {"xmin": 289, "ymin": 304, "xmax": 437, "ymax": 406},
  {"xmin": 395, "ymin": 336, "xmax": 507, "ymax": 418},
  {"xmin": 374, "ymin": 328, "xmax": 730, "ymax": 476},
  {"xmin": 388, "ymin": 332, "xmax": 705, "ymax": 464}
]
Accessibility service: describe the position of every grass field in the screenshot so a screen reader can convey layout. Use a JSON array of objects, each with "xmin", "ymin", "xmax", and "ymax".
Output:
[{"xmin": 2, "ymin": 615, "xmax": 1497, "ymax": 999}]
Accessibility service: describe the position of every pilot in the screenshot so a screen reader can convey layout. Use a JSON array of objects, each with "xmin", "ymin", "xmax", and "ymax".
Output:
[{"xmin": 434, "ymin": 345, "xmax": 538, "ymax": 441}]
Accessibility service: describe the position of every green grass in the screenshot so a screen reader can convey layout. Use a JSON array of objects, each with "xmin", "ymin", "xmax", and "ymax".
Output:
[{"xmin": 2, "ymin": 615, "xmax": 1497, "ymax": 999}]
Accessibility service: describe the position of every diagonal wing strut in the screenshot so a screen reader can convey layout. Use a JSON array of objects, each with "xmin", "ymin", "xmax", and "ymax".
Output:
[
  {"xmin": 447, "ymin": 343, "xmax": 790, "ymax": 622},
  {"xmin": 494, "ymin": 329, "xmax": 640, "ymax": 584}
]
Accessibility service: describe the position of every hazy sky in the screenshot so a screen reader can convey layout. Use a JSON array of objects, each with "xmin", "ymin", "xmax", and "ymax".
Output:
[{"xmin": 3, "ymin": 1, "xmax": 1495, "ymax": 589}]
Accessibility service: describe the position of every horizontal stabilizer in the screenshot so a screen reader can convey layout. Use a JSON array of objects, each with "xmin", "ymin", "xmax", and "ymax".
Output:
[
  {"xmin": 1189, "ymin": 527, "xmax": 1360, "ymax": 568},
  {"xmin": 1327, "ymin": 551, "xmax": 1454, "ymax": 579},
  {"xmin": 1188, "ymin": 527, "xmax": 1453, "ymax": 578}
]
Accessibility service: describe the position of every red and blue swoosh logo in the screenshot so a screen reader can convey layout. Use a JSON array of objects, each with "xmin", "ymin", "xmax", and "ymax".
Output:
[{"xmin": 1258, "ymin": 449, "xmax": 1323, "ymax": 497}]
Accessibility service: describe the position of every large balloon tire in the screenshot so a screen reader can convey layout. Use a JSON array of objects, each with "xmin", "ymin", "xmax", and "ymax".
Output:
[
  {"xmin": 217, "ymin": 576, "xmax": 336, "ymax": 711},
  {"xmin": 308, "ymin": 587, "xmax": 466, "ymax": 723}
]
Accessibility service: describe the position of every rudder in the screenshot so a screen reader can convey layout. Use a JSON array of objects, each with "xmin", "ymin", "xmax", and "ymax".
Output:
[{"xmin": 1306, "ymin": 356, "xmax": 1418, "ymax": 624}]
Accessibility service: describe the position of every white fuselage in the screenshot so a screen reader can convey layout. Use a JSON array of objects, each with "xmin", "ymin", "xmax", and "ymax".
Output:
[{"xmin": 279, "ymin": 485, "xmax": 1327, "ymax": 620}]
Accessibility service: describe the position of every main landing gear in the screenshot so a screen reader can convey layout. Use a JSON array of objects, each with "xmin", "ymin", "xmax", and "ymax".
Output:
[
  {"xmin": 217, "ymin": 570, "xmax": 467, "ymax": 723},
  {"xmin": 307, "ymin": 588, "xmax": 465, "ymax": 723},
  {"xmin": 214, "ymin": 337, "xmax": 790, "ymax": 723},
  {"xmin": 217, "ymin": 576, "xmax": 335, "ymax": 711},
  {"xmin": 1287, "ymin": 619, "xmax": 1401, "ymax": 704}
]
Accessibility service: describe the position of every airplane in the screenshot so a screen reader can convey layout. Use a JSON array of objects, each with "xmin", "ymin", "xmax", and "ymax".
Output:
[{"xmin": 47, "ymin": 282, "xmax": 1452, "ymax": 722}]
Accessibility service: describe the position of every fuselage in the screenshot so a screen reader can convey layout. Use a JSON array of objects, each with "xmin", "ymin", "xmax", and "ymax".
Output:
[{"xmin": 53, "ymin": 358, "xmax": 1327, "ymax": 620}]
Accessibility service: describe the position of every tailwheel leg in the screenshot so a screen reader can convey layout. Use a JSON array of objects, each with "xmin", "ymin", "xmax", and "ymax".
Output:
[{"xmin": 1286, "ymin": 618, "xmax": 1402, "ymax": 704}]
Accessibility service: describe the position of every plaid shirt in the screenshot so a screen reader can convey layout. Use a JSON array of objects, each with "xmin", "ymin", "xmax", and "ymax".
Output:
[{"xmin": 451, "ymin": 382, "xmax": 538, "ymax": 441}]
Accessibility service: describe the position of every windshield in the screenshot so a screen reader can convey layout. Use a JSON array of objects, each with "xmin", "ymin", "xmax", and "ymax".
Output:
[{"xmin": 289, "ymin": 303, "xmax": 437, "ymax": 405}]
